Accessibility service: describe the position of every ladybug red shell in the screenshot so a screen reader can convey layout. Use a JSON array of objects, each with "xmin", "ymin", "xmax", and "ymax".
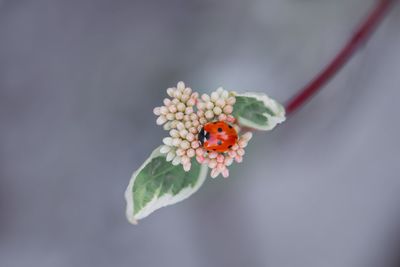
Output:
[{"xmin": 198, "ymin": 121, "xmax": 238, "ymax": 153}]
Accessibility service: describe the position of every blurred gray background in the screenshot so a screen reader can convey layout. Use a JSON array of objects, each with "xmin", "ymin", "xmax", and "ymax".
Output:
[{"xmin": 1, "ymin": 0, "xmax": 400, "ymax": 266}]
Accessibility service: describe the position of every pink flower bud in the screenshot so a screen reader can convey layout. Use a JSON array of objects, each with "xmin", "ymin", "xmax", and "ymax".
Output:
[
  {"xmin": 222, "ymin": 169, "xmax": 229, "ymax": 178},
  {"xmin": 192, "ymin": 141, "xmax": 200, "ymax": 149},
  {"xmin": 196, "ymin": 156, "xmax": 205, "ymax": 164},
  {"xmin": 235, "ymin": 155, "xmax": 243, "ymax": 163},
  {"xmin": 168, "ymin": 105, "xmax": 177, "ymax": 113}
]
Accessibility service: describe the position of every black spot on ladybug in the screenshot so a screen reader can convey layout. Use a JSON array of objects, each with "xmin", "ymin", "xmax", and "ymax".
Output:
[
  {"xmin": 228, "ymin": 125, "xmax": 232, "ymax": 129},
  {"xmin": 228, "ymin": 145, "xmax": 232, "ymax": 149},
  {"xmin": 217, "ymin": 140, "xmax": 222, "ymax": 145},
  {"xmin": 213, "ymin": 122, "xmax": 217, "ymax": 124},
  {"xmin": 217, "ymin": 127, "xmax": 222, "ymax": 132},
  {"xmin": 205, "ymin": 132, "xmax": 210, "ymax": 140}
]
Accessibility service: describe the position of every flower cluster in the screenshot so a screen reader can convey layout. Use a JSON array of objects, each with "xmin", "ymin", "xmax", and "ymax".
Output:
[{"xmin": 153, "ymin": 81, "xmax": 252, "ymax": 178}]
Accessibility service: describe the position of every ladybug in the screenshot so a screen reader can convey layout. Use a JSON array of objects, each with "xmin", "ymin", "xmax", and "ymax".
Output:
[{"xmin": 198, "ymin": 121, "xmax": 238, "ymax": 153}]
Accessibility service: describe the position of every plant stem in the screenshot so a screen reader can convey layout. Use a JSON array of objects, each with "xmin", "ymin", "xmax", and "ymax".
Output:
[{"xmin": 285, "ymin": 0, "xmax": 396, "ymax": 116}]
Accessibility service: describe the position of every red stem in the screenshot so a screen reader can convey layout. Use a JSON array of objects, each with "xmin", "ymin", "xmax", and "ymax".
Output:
[{"xmin": 285, "ymin": 0, "xmax": 396, "ymax": 116}]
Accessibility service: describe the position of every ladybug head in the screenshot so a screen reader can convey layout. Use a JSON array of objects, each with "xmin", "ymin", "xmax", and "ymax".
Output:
[{"xmin": 198, "ymin": 127, "xmax": 209, "ymax": 146}]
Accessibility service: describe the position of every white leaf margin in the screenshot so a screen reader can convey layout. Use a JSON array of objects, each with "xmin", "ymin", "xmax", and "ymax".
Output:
[
  {"xmin": 234, "ymin": 92, "xmax": 286, "ymax": 131},
  {"xmin": 124, "ymin": 146, "xmax": 208, "ymax": 224}
]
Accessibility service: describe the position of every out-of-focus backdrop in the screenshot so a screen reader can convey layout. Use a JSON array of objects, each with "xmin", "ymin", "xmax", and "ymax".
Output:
[{"xmin": 1, "ymin": 0, "xmax": 400, "ymax": 266}]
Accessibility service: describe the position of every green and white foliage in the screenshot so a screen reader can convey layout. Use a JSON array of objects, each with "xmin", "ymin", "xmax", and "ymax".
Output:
[
  {"xmin": 125, "ymin": 146, "xmax": 208, "ymax": 224},
  {"xmin": 232, "ymin": 92, "xmax": 286, "ymax": 131}
]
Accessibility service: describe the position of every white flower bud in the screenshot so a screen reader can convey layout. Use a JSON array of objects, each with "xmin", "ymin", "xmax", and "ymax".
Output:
[
  {"xmin": 210, "ymin": 92, "xmax": 219, "ymax": 102},
  {"xmin": 213, "ymin": 106, "xmax": 222, "ymax": 115},
  {"xmin": 176, "ymin": 102, "xmax": 186, "ymax": 112},
  {"xmin": 181, "ymin": 94, "xmax": 189, "ymax": 103},
  {"xmin": 181, "ymin": 155, "xmax": 190, "ymax": 165},
  {"xmin": 223, "ymin": 105, "xmax": 233, "ymax": 114},
  {"xmin": 235, "ymin": 155, "xmax": 243, "ymax": 163},
  {"xmin": 183, "ymin": 115, "xmax": 190, "ymax": 121},
  {"xmin": 185, "ymin": 121, "xmax": 192, "ymax": 129},
  {"xmin": 169, "ymin": 129, "xmax": 180, "ymax": 138},
  {"xmin": 196, "ymin": 148, "xmax": 204, "ymax": 156},
  {"xmin": 197, "ymin": 102, "xmax": 206, "ymax": 110},
  {"xmin": 189, "ymin": 127, "xmax": 197, "ymax": 134},
  {"xmin": 201, "ymin": 94, "xmax": 210, "ymax": 102},
  {"xmin": 183, "ymin": 163, "xmax": 191, "ymax": 172},
  {"xmin": 177, "ymin": 81, "xmax": 185, "ymax": 91},
  {"xmin": 183, "ymin": 87, "xmax": 192, "ymax": 96},
  {"xmin": 228, "ymin": 150, "xmax": 237, "ymax": 158},
  {"xmin": 199, "ymin": 118, "xmax": 207, "ymax": 125},
  {"xmin": 231, "ymin": 144, "xmax": 239, "ymax": 150},
  {"xmin": 163, "ymin": 98, "xmax": 172, "ymax": 106},
  {"xmin": 215, "ymin": 98, "xmax": 225, "ymax": 108},
  {"xmin": 166, "ymin": 88, "xmax": 175, "ymax": 97},
  {"xmin": 190, "ymin": 113, "xmax": 198, "ymax": 121},
  {"xmin": 222, "ymin": 168, "xmax": 229, "ymax": 178},
  {"xmin": 208, "ymin": 159, "xmax": 217, "ymax": 169},
  {"xmin": 175, "ymin": 112, "xmax": 184, "ymax": 120},
  {"xmin": 210, "ymin": 168, "xmax": 220, "ymax": 178},
  {"xmin": 237, "ymin": 148, "xmax": 245, "ymax": 156},
  {"xmin": 216, "ymin": 87, "xmax": 224, "ymax": 95},
  {"xmin": 241, "ymin": 132, "xmax": 253, "ymax": 141},
  {"xmin": 153, "ymin": 107, "xmax": 161, "ymax": 116},
  {"xmin": 168, "ymin": 105, "xmax": 177, "ymax": 113},
  {"xmin": 185, "ymin": 107, "xmax": 194, "ymax": 115},
  {"xmin": 192, "ymin": 120, "xmax": 199, "ymax": 127},
  {"xmin": 186, "ymin": 98, "xmax": 196, "ymax": 106},
  {"xmin": 224, "ymin": 157, "xmax": 234, "ymax": 166},
  {"xmin": 226, "ymin": 96, "xmax": 236, "ymax": 105},
  {"xmin": 160, "ymin": 145, "xmax": 171, "ymax": 154},
  {"xmin": 221, "ymin": 90, "xmax": 229, "ymax": 99},
  {"xmin": 163, "ymin": 122, "xmax": 171, "ymax": 130},
  {"xmin": 160, "ymin": 106, "xmax": 169, "ymax": 115},
  {"xmin": 177, "ymin": 122, "xmax": 185, "ymax": 130},
  {"xmin": 205, "ymin": 110, "xmax": 214, "ymax": 119},
  {"xmin": 172, "ymin": 138, "xmax": 181, "ymax": 147},
  {"xmin": 176, "ymin": 148, "xmax": 185, "ymax": 156},
  {"xmin": 218, "ymin": 114, "xmax": 227, "ymax": 121},
  {"xmin": 186, "ymin": 133, "xmax": 195, "ymax": 142},
  {"xmin": 172, "ymin": 156, "xmax": 181, "ymax": 166},
  {"xmin": 172, "ymin": 98, "xmax": 179, "ymax": 104},
  {"xmin": 170, "ymin": 120, "xmax": 178, "ymax": 128},
  {"xmin": 180, "ymin": 140, "xmax": 190, "ymax": 150},
  {"xmin": 216, "ymin": 154, "xmax": 225, "ymax": 163},
  {"xmin": 205, "ymin": 101, "xmax": 214, "ymax": 110},
  {"xmin": 238, "ymin": 139, "xmax": 248, "ymax": 148},
  {"xmin": 166, "ymin": 151, "xmax": 175, "ymax": 161},
  {"xmin": 192, "ymin": 141, "xmax": 200, "ymax": 149},
  {"xmin": 179, "ymin": 129, "xmax": 188, "ymax": 138},
  {"xmin": 217, "ymin": 163, "xmax": 225, "ymax": 171},
  {"xmin": 208, "ymin": 151, "xmax": 218, "ymax": 159},
  {"xmin": 156, "ymin": 115, "xmax": 167, "ymax": 125},
  {"xmin": 166, "ymin": 113, "xmax": 175, "ymax": 121},
  {"xmin": 187, "ymin": 148, "xmax": 195, "ymax": 158},
  {"xmin": 163, "ymin": 137, "xmax": 173, "ymax": 146}
]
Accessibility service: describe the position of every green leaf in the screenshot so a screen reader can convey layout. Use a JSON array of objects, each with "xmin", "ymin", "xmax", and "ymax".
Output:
[
  {"xmin": 232, "ymin": 92, "xmax": 286, "ymax": 131},
  {"xmin": 124, "ymin": 147, "xmax": 208, "ymax": 224}
]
